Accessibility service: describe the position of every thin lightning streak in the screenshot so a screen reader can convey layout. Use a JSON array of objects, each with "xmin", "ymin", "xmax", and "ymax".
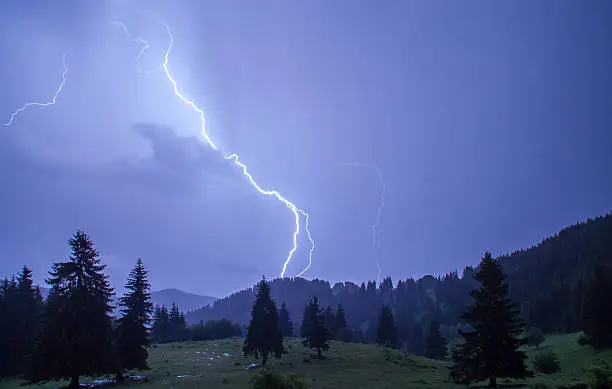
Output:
[
  {"xmin": 4, "ymin": 54, "xmax": 68, "ymax": 126},
  {"xmin": 341, "ymin": 162, "xmax": 386, "ymax": 284},
  {"xmin": 110, "ymin": 22, "xmax": 160, "ymax": 75},
  {"xmin": 117, "ymin": 15, "xmax": 315, "ymax": 278}
]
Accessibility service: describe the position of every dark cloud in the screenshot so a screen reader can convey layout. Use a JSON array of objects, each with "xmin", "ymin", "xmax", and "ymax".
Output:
[{"xmin": 0, "ymin": 124, "xmax": 287, "ymax": 297}]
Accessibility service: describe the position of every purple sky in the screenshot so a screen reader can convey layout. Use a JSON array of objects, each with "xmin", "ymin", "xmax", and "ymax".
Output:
[{"xmin": 1, "ymin": 1, "xmax": 611, "ymax": 297}]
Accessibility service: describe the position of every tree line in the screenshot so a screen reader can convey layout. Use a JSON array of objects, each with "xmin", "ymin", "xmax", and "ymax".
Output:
[
  {"xmin": 150, "ymin": 303, "xmax": 242, "ymax": 343},
  {"xmin": 240, "ymin": 276, "xmax": 449, "ymax": 366},
  {"xmin": 237, "ymin": 249, "xmax": 611, "ymax": 388},
  {"xmin": 188, "ymin": 213, "xmax": 612, "ymax": 353}
]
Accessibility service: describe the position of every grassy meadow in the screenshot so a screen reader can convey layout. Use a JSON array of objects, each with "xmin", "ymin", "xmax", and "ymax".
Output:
[{"xmin": 1, "ymin": 333, "xmax": 611, "ymax": 389}]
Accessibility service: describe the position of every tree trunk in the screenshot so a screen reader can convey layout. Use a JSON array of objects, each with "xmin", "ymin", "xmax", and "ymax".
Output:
[
  {"xmin": 488, "ymin": 376, "xmax": 497, "ymax": 388},
  {"xmin": 317, "ymin": 348, "xmax": 322, "ymax": 359},
  {"xmin": 69, "ymin": 375, "xmax": 79, "ymax": 389},
  {"xmin": 262, "ymin": 351, "xmax": 268, "ymax": 366}
]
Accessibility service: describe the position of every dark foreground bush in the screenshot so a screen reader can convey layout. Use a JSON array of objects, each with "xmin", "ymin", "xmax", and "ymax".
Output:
[
  {"xmin": 533, "ymin": 350, "xmax": 561, "ymax": 374},
  {"xmin": 557, "ymin": 383, "xmax": 588, "ymax": 389},
  {"xmin": 250, "ymin": 370, "xmax": 308, "ymax": 389},
  {"xmin": 588, "ymin": 361, "xmax": 612, "ymax": 389}
]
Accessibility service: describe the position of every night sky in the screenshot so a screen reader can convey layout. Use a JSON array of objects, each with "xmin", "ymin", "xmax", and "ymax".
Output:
[{"xmin": 1, "ymin": 1, "xmax": 611, "ymax": 298}]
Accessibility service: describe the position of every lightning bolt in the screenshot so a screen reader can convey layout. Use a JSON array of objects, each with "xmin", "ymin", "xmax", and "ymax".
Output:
[
  {"xmin": 3, "ymin": 54, "xmax": 68, "ymax": 126},
  {"xmin": 114, "ymin": 15, "xmax": 315, "ymax": 278},
  {"xmin": 110, "ymin": 21, "xmax": 160, "ymax": 75},
  {"xmin": 3, "ymin": 14, "xmax": 315, "ymax": 279},
  {"xmin": 341, "ymin": 162, "xmax": 386, "ymax": 284}
]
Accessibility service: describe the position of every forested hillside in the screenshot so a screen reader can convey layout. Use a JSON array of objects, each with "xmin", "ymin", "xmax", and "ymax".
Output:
[{"xmin": 187, "ymin": 213, "xmax": 612, "ymax": 348}]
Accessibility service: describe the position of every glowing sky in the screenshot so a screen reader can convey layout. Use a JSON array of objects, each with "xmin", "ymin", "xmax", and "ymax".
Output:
[{"xmin": 1, "ymin": 1, "xmax": 611, "ymax": 297}]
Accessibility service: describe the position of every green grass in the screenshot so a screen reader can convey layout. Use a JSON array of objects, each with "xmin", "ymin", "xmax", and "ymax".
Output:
[
  {"xmin": 523, "ymin": 333, "xmax": 612, "ymax": 388},
  {"xmin": 2, "ymin": 333, "xmax": 611, "ymax": 389}
]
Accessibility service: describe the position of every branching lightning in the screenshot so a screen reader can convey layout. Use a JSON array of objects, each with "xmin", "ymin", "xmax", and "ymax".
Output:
[
  {"xmin": 110, "ymin": 21, "xmax": 160, "ymax": 75},
  {"xmin": 341, "ymin": 162, "xmax": 386, "ymax": 284},
  {"xmin": 113, "ymin": 15, "xmax": 315, "ymax": 278},
  {"xmin": 3, "ymin": 14, "xmax": 316, "ymax": 279},
  {"xmin": 4, "ymin": 54, "xmax": 68, "ymax": 126}
]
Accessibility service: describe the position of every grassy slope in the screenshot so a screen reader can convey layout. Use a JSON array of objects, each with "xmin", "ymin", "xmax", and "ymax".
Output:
[
  {"xmin": 523, "ymin": 333, "xmax": 612, "ymax": 388},
  {"xmin": 1, "ymin": 333, "xmax": 611, "ymax": 389}
]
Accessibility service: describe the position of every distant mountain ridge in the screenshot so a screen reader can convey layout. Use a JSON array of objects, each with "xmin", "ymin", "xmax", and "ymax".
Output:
[
  {"xmin": 151, "ymin": 288, "xmax": 216, "ymax": 312},
  {"xmin": 36, "ymin": 287, "xmax": 216, "ymax": 313}
]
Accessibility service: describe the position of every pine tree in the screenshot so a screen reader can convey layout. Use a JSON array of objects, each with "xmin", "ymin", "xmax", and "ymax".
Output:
[
  {"xmin": 115, "ymin": 258, "xmax": 154, "ymax": 376},
  {"xmin": 410, "ymin": 322, "xmax": 424, "ymax": 355},
  {"xmin": 301, "ymin": 296, "xmax": 331, "ymax": 358},
  {"xmin": 278, "ymin": 302, "xmax": 294, "ymax": 337},
  {"xmin": 168, "ymin": 302, "xmax": 187, "ymax": 342},
  {"xmin": 12, "ymin": 266, "xmax": 43, "ymax": 376},
  {"xmin": 450, "ymin": 252, "xmax": 532, "ymax": 388},
  {"xmin": 28, "ymin": 231, "xmax": 116, "ymax": 389},
  {"xmin": 335, "ymin": 304, "xmax": 352, "ymax": 342},
  {"xmin": 425, "ymin": 318, "xmax": 447, "ymax": 360},
  {"xmin": 0, "ymin": 277, "xmax": 17, "ymax": 377},
  {"xmin": 300, "ymin": 302, "xmax": 314, "ymax": 337},
  {"xmin": 376, "ymin": 305, "xmax": 397, "ymax": 348},
  {"xmin": 151, "ymin": 305, "xmax": 170, "ymax": 343},
  {"xmin": 581, "ymin": 264, "xmax": 612, "ymax": 349},
  {"xmin": 324, "ymin": 306, "xmax": 336, "ymax": 334},
  {"xmin": 243, "ymin": 278, "xmax": 285, "ymax": 366}
]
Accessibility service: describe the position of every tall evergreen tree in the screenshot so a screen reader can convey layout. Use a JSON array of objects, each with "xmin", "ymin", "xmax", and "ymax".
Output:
[
  {"xmin": 168, "ymin": 302, "xmax": 188, "ymax": 342},
  {"xmin": 301, "ymin": 296, "xmax": 331, "ymax": 358},
  {"xmin": 278, "ymin": 302, "xmax": 294, "ymax": 337},
  {"xmin": 334, "ymin": 304, "xmax": 352, "ymax": 342},
  {"xmin": 450, "ymin": 252, "xmax": 532, "ymax": 388},
  {"xmin": 13, "ymin": 266, "xmax": 43, "ymax": 375},
  {"xmin": 425, "ymin": 318, "xmax": 447, "ymax": 360},
  {"xmin": 151, "ymin": 305, "xmax": 170, "ymax": 343},
  {"xmin": 581, "ymin": 264, "xmax": 612, "ymax": 349},
  {"xmin": 376, "ymin": 305, "xmax": 397, "ymax": 348},
  {"xmin": 243, "ymin": 278, "xmax": 285, "ymax": 366},
  {"xmin": 0, "ymin": 277, "xmax": 17, "ymax": 377},
  {"xmin": 28, "ymin": 231, "xmax": 116, "ymax": 389},
  {"xmin": 410, "ymin": 322, "xmax": 424, "ymax": 355},
  {"xmin": 115, "ymin": 258, "xmax": 154, "ymax": 375},
  {"xmin": 300, "ymin": 302, "xmax": 314, "ymax": 337},
  {"xmin": 324, "ymin": 306, "xmax": 336, "ymax": 334}
]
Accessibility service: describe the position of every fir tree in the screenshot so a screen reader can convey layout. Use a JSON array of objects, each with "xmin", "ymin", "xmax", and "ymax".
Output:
[
  {"xmin": 151, "ymin": 305, "xmax": 170, "ymax": 343},
  {"xmin": 376, "ymin": 305, "xmax": 397, "ymax": 348},
  {"xmin": 28, "ymin": 231, "xmax": 116, "ymax": 389},
  {"xmin": 13, "ymin": 266, "xmax": 43, "ymax": 376},
  {"xmin": 243, "ymin": 278, "xmax": 285, "ymax": 366},
  {"xmin": 335, "ymin": 304, "xmax": 352, "ymax": 342},
  {"xmin": 278, "ymin": 302, "xmax": 294, "ymax": 337},
  {"xmin": 450, "ymin": 252, "xmax": 532, "ymax": 388},
  {"xmin": 168, "ymin": 302, "xmax": 188, "ymax": 342},
  {"xmin": 410, "ymin": 322, "xmax": 424, "ymax": 355},
  {"xmin": 301, "ymin": 296, "xmax": 331, "ymax": 358},
  {"xmin": 300, "ymin": 302, "xmax": 314, "ymax": 337},
  {"xmin": 324, "ymin": 306, "xmax": 336, "ymax": 334},
  {"xmin": 425, "ymin": 318, "xmax": 447, "ymax": 360},
  {"xmin": 581, "ymin": 264, "xmax": 612, "ymax": 349},
  {"xmin": 115, "ymin": 258, "xmax": 154, "ymax": 376},
  {"xmin": 0, "ymin": 277, "xmax": 17, "ymax": 377}
]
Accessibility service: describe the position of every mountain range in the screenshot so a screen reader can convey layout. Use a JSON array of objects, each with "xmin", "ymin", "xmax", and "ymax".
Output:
[{"xmin": 36, "ymin": 287, "xmax": 216, "ymax": 313}]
